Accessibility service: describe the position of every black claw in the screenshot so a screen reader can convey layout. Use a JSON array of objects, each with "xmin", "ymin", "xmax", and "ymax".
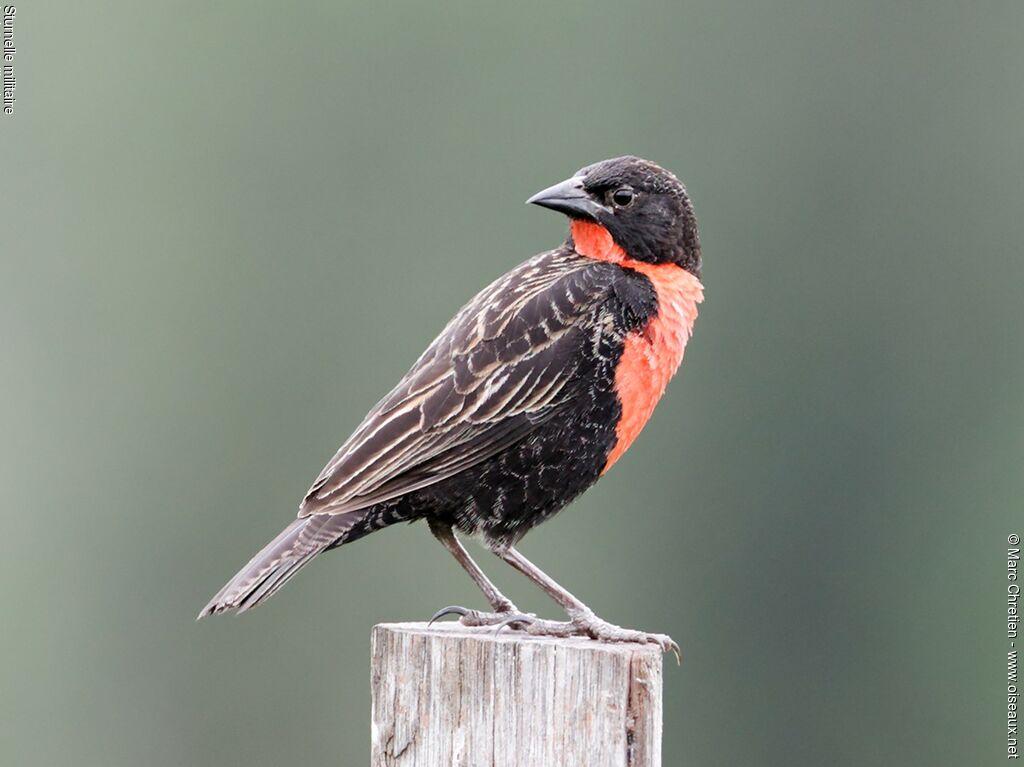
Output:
[
  {"xmin": 493, "ymin": 612, "xmax": 535, "ymax": 635},
  {"xmin": 428, "ymin": 605, "xmax": 469, "ymax": 626}
]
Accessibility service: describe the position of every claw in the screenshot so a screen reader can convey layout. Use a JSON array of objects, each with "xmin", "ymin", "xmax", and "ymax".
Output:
[
  {"xmin": 428, "ymin": 605, "xmax": 469, "ymax": 626},
  {"xmin": 664, "ymin": 639, "xmax": 682, "ymax": 665},
  {"xmin": 492, "ymin": 612, "xmax": 535, "ymax": 635}
]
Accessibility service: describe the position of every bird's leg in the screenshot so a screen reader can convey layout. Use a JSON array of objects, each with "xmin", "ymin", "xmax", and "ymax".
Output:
[
  {"xmin": 494, "ymin": 546, "xmax": 589, "ymax": 613},
  {"xmin": 491, "ymin": 545, "xmax": 680, "ymax": 661},
  {"xmin": 427, "ymin": 520, "xmax": 531, "ymax": 628}
]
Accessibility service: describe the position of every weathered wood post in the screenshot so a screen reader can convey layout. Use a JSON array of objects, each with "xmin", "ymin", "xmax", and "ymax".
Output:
[{"xmin": 371, "ymin": 622, "xmax": 663, "ymax": 766}]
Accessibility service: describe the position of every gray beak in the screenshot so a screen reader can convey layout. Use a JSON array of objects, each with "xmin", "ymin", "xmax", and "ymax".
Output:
[{"xmin": 526, "ymin": 175, "xmax": 608, "ymax": 221}]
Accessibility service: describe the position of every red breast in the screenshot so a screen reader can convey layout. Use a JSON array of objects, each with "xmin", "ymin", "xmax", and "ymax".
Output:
[{"xmin": 571, "ymin": 220, "xmax": 704, "ymax": 473}]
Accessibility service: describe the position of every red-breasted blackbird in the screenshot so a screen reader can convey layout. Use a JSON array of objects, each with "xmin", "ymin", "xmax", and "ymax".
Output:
[{"xmin": 199, "ymin": 156, "xmax": 703, "ymax": 655}]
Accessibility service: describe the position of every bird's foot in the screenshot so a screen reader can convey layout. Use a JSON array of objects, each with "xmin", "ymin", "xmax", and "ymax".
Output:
[
  {"xmin": 485, "ymin": 609, "xmax": 681, "ymax": 663},
  {"xmin": 428, "ymin": 604, "xmax": 534, "ymax": 629},
  {"xmin": 429, "ymin": 606, "xmax": 679, "ymax": 662},
  {"xmin": 568, "ymin": 610, "xmax": 681, "ymax": 663}
]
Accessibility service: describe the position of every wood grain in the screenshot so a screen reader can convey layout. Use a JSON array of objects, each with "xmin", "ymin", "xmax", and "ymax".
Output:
[{"xmin": 371, "ymin": 622, "xmax": 662, "ymax": 766}]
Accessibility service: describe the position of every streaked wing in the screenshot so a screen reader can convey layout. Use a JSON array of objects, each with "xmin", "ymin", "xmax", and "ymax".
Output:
[{"xmin": 299, "ymin": 249, "xmax": 618, "ymax": 517}]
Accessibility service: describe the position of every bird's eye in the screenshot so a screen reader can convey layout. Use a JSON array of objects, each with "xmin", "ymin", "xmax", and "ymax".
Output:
[{"xmin": 610, "ymin": 186, "xmax": 635, "ymax": 208}]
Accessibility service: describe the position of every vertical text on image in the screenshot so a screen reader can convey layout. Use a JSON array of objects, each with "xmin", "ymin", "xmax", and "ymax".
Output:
[{"xmin": 2, "ymin": 6, "xmax": 15, "ymax": 116}]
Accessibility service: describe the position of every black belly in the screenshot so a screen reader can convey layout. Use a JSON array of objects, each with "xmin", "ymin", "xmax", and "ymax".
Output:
[
  {"xmin": 420, "ymin": 385, "xmax": 620, "ymax": 546},
  {"xmin": 340, "ymin": 344, "xmax": 624, "ymax": 549}
]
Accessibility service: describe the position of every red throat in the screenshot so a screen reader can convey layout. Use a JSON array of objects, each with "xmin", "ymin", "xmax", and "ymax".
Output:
[
  {"xmin": 570, "ymin": 220, "xmax": 704, "ymax": 473},
  {"xmin": 571, "ymin": 220, "xmax": 625, "ymax": 263}
]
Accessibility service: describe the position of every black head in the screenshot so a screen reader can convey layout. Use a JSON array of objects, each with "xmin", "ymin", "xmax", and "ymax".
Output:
[{"xmin": 527, "ymin": 156, "xmax": 701, "ymax": 275}]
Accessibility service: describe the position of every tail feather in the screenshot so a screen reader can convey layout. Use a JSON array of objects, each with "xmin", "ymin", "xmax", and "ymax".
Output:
[{"xmin": 197, "ymin": 511, "xmax": 366, "ymax": 619}]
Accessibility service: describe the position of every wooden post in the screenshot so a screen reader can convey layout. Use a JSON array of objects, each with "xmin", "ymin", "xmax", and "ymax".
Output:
[{"xmin": 370, "ymin": 622, "xmax": 663, "ymax": 766}]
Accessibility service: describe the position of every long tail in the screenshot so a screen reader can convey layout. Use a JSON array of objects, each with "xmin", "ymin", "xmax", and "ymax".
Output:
[{"xmin": 197, "ymin": 511, "xmax": 369, "ymax": 618}]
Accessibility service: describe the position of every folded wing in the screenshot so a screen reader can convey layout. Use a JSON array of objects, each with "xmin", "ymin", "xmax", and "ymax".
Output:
[{"xmin": 299, "ymin": 250, "xmax": 620, "ymax": 517}]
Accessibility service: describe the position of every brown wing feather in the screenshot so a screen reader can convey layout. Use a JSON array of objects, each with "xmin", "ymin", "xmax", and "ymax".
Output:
[{"xmin": 298, "ymin": 249, "xmax": 618, "ymax": 517}]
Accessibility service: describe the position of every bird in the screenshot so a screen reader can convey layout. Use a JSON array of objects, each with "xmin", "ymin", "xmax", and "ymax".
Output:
[{"xmin": 198, "ymin": 156, "xmax": 703, "ymax": 656}]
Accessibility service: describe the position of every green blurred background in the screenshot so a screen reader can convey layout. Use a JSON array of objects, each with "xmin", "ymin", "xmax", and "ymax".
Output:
[{"xmin": 3, "ymin": 1, "xmax": 1021, "ymax": 765}]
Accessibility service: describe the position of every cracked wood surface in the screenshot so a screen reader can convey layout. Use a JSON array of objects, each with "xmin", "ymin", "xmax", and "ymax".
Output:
[{"xmin": 371, "ymin": 622, "xmax": 662, "ymax": 766}]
